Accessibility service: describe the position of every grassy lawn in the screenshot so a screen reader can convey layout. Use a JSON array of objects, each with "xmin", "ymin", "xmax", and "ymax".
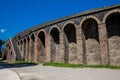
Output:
[{"xmin": 43, "ymin": 62, "xmax": 120, "ymax": 69}]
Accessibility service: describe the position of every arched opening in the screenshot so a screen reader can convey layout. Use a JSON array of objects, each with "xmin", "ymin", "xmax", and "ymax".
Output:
[
  {"xmin": 50, "ymin": 28, "xmax": 60, "ymax": 62},
  {"xmin": 50, "ymin": 28, "xmax": 60, "ymax": 44},
  {"xmin": 38, "ymin": 31, "xmax": 46, "ymax": 63},
  {"xmin": 10, "ymin": 52, "xmax": 13, "ymax": 61},
  {"xmin": 82, "ymin": 18, "xmax": 100, "ymax": 65},
  {"xmin": 18, "ymin": 41, "xmax": 20, "ymax": 46},
  {"xmin": 63, "ymin": 23, "xmax": 77, "ymax": 64},
  {"xmin": 8, "ymin": 46, "xmax": 10, "ymax": 50},
  {"xmin": 31, "ymin": 34, "xmax": 35, "ymax": 62},
  {"xmin": 64, "ymin": 24, "xmax": 76, "ymax": 43},
  {"xmin": 18, "ymin": 36, "xmax": 21, "ymax": 39},
  {"xmin": 38, "ymin": 31, "xmax": 45, "ymax": 47},
  {"xmin": 105, "ymin": 12, "xmax": 120, "ymax": 65}
]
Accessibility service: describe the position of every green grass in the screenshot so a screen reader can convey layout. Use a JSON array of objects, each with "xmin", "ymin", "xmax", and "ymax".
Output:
[
  {"xmin": 15, "ymin": 61, "xmax": 38, "ymax": 65},
  {"xmin": 43, "ymin": 62, "xmax": 120, "ymax": 69}
]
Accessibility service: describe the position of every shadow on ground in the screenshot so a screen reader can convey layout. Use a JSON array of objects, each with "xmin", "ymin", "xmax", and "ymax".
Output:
[{"xmin": 0, "ymin": 62, "xmax": 38, "ymax": 69}]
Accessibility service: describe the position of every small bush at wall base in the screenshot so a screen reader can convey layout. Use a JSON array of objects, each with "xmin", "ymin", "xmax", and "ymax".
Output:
[{"xmin": 43, "ymin": 62, "xmax": 120, "ymax": 69}]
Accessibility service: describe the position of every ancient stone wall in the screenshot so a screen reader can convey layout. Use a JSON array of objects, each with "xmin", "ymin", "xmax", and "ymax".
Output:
[{"xmin": 2, "ymin": 5, "xmax": 120, "ymax": 66}]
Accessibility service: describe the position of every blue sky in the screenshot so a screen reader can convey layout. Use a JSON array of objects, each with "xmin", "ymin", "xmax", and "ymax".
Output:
[{"xmin": 0, "ymin": 0, "xmax": 120, "ymax": 41}]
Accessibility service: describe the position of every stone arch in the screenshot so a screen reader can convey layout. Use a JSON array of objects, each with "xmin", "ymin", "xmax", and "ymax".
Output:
[
  {"xmin": 10, "ymin": 51, "xmax": 13, "ymax": 61},
  {"xmin": 81, "ymin": 17, "xmax": 101, "ymax": 65},
  {"xmin": 38, "ymin": 31, "xmax": 46, "ymax": 47},
  {"xmin": 17, "ymin": 41, "xmax": 20, "ymax": 57},
  {"xmin": 102, "ymin": 9, "xmax": 120, "ymax": 23},
  {"xmin": 18, "ymin": 35, "xmax": 21, "ymax": 40},
  {"xmin": 80, "ymin": 16, "xmax": 101, "ymax": 28},
  {"xmin": 49, "ymin": 26, "xmax": 60, "ymax": 62},
  {"xmin": 37, "ymin": 30, "xmax": 46, "ymax": 63},
  {"xmin": 49, "ymin": 26, "xmax": 60, "ymax": 44},
  {"xmin": 17, "ymin": 41, "xmax": 20, "ymax": 46},
  {"xmin": 27, "ymin": 36, "xmax": 30, "ymax": 42},
  {"xmin": 64, "ymin": 23, "xmax": 77, "ymax": 43},
  {"xmin": 20, "ymin": 39, "xmax": 23, "ymax": 44},
  {"xmin": 63, "ymin": 22, "xmax": 77, "ymax": 64},
  {"xmin": 62, "ymin": 20, "xmax": 78, "ymax": 31},
  {"xmin": 103, "ymin": 9, "xmax": 120, "ymax": 65}
]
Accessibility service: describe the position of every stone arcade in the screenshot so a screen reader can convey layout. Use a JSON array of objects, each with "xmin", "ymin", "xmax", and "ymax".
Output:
[{"xmin": 2, "ymin": 5, "xmax": 120, "ymax": 66}]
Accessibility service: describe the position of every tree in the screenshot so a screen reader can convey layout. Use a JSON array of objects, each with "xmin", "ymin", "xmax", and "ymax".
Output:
[
  {"xmin": 0, "ymin": 39, "xmax": 5, "ymax": 45},
  {"xmin": 0, "ymin": 39, "xmax": 5, "ymax": 53}
]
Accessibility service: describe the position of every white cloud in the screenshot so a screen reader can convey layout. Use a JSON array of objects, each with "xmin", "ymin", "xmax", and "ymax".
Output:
[{"xmin": 0, "ymin": 29, "xmax": 6, "ymax": 33}]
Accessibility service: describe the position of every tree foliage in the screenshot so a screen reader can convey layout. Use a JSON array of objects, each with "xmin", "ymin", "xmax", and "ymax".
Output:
[
  {"xmin": 0, "ymin": 39, "xmax": 5, "ymax": 45},
  {"xmin": 0, "ymin": 39, "xmax": 5, "ymax": 53}
]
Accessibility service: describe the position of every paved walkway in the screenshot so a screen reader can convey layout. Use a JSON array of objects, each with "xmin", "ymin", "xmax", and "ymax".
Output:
[
  {"xmin": 0, "ymin": 66, "xmax": 20, "ymax": 80},
  {"xmin": 11, "ymin": 64, "xmax": 120, "ymax": 80},
  {"xmin": 0, "ymin": 64, "xmax": 120, "ymax": 80}
]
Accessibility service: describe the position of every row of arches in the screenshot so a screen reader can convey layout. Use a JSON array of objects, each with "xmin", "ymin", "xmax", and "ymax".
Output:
[
  {"xmin": 17, "ymin": 31, "xmax": 46, "ymax": 62},
  {"xmin": 17, "ymin": 9, "xmax": 120, "ymax": 65}
]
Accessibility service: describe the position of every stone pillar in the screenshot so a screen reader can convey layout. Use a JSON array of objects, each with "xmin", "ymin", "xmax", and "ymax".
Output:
[
  {"xmin": 50, "ymin": 35, "xmax": 56, "ymax": 62},
  {"xmin": 20, "ymin": 43, "xmax": 22, "ymax": 60},
  {"xmin": 55, "ymin": 44, "xmax": 61, "ymax": 63},
  {"xmin": 76, "ymin": 27, "xmax": 84, "ymax": 64},
  {"xmin": 45, "ymin": 34, "xmax": 51, "ymax": 62},
  {"xmin": 21, "ymin": 43, "xmax": 24, "ymax": 60},
  {"xmin": 31, "ymin": 39, "xmax": 34, "ymax": 62},
  {"xmin": 26, "ymin": 41, "xmax": 29, "ymax": 61},
  {"xmin": 98, "ymin": 23, "xmax": 109, "ymax": 65},
  {"xmin": 25, "ymin": 41, "xmax": 28, "ymax": 61},
  {"xmin": 34, "ymin": 36, "xmax": 39, "ymax": 62},
  {"xmin": 60, "ymin": 32, "xmax": 65, "ymax": 63},
  {"xmin": 28, "ymin": 39, "xmax": 32, "ymax": 62},
  {"xmin": 23, "ymin": 42, "xmax": 26, "ymax": 60}
]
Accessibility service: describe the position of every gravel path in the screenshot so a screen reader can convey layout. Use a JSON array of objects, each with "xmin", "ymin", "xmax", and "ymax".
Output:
[{"xmin": 9, "ymin": 64, "xmax": 120, "ymax": 80}]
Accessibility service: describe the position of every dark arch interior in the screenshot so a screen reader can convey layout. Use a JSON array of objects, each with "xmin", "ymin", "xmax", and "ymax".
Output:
[
  {"xmin": 21, "ymin": 40, "xmax": 23, "ymax": 44},
  {"xmin": 18, "ymin": 36, "xmax": 21, "ymax": 39},
  {"xmin": 24, "ymin": 39, "xmax": 26, "ymax": 44},
  {"xmin": 8, "ymin": 46, "xmax": 10, "ymax": 49},
  {"xmin": 31, "ymin": 34, "xmax": 35, "ymax": 42},
  {"xmin": 11, "ymin": 52, "xmax": 12, "ymax": 55},
  {"xmin": 64, "ymin": 24, "xmax": 76, "ymax": 43},
  {"xmin": 106, "ymin": 12, "xmax": 120, "ymax": 38},
  {"xmin": 38, "ymin": 31, "xmax": 45, "ymax": 47},
  {"xmin": 82, "ymin": 18, "xmax": 99, "ymax": 42},
  {"xmin": 18, "ymin": 41, "xmax": 20, "ymax": 45},
  {"xmin": 50, "ymin": 28, "xmax": 60, "ymax": 44},
  {"xmin": 27, "ymin": 37, "xmax": 30, "ymax": 42}
]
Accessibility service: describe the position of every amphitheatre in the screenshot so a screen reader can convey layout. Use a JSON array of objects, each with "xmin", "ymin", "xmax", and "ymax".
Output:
[{"xmin": 2, "ymin": 4, "xmax": 120, "ymax": 66}]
